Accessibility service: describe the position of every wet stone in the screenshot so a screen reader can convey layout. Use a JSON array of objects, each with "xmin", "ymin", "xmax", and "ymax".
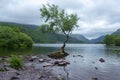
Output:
[
  {"xmin": 38, "ymin": 59, "xmax": 45, "ymax": 62},
  {"xmin": 92, "ymin": 61, "xmax": 95, "ymax": 64},
  {"xmin": 99, "ymin": 58, "xmax": 105, "ymax": 62},
  {"xmin": 10, "ymin": 76, "xmax": 20, "ymax": 80},
  {"xmin": 0, "ymin": 57, "xmax": 2, "ymax": 61},
  {"xmin": 29, "ymin": 56, "xmax": 39, "ymax": 61},
  {"xmin": 54, "ymin": 60, "xmax": 70, "ymax": 66},
  {"xmin": 95, "ymin": 67, "xmax": 98, "ymax": 70},
  {"xmin": 92, "ymin": 77, "xmax": 98, "ymax": 80},
  {"xmin": 43, "ymin": 62, "xmax": 53, "ymax": 67}
]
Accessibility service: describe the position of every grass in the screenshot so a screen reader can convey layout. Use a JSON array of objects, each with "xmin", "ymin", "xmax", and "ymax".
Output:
[{"xmin": 8, "ymin": 55, "xmax": 24, "ymax": 69}]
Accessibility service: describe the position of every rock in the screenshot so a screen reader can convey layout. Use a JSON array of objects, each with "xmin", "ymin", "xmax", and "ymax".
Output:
[
  {"xmin": 15, "ymin": 72, "xmax": 21, "ymax": 75},
  {"xmin": 0, "ymin": 57, "xmax": 2, "ymax": 60},
  {"xmin": 48, "ymin": 51, "xmax": 69, "ymax": 59},
  {"xmin": 73, "ymin": 55, "xmax": 83, "ymax": 57},
  {"xmin": 38, "ymin": 59, "xmax": 45, "ymax": 62},
  {"xmin": 0, "ymin": 68, "xmax": 7, "ymax": 71},
  {"xmin": 43, "ymin": 63, "xmax": 53, "ymax": 67},
  {"xmin": 95, "ymin": 67, "xmax": 98, "ymax": 70},
  {"xmin": 92, "ymin": 61, "xmax": 95, "ymax": 64},
  {"xmin": 54, "ymin": 60, "xmax": 70, "ymax": 66},
  {"xmin": 74, "ymin": 61, "xmax": 76, "ymax": 63},
  {"xmin": 4, "ymin": 67, "xmax": 15, "ymax": 71},
  {"xmin": 99, "ymin": 58, "xmax": 105, "ymax": 62},
  {"xmin": 0, "ymin": 66, "xmax": 15, "ymax": 72},
  {"xmin": 78, "ymin": 55, "xmax": 83, "ymax": 57},
  {"xmin": 2, "ymin": 56, "xmax": 9, "ymax": 61},
  {"xmin": 39, "ymin": 75, "xmax": 45, "ymax": 79},
  {"xmin": 10, "ymin": 76, "xmax": 20, "ymax": 80},
  {"xmin": 29, "ymin": 56, "xmax": 38, "ymax": 61},
  {"xmin": 3, "ymin": 62, "xmax": 10, "ymax": 67},
  {"xmin": 73, "ymin": 55, "xmax": 75, "ymax": 57},
  {"xmin": 92, "ymin": 77, "xmax": 98, "ymax": 80}
]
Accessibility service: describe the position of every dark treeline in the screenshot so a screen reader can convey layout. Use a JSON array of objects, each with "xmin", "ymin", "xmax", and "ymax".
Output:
[{"xmin": 104, "ymin": 35, "xmax": 120, "ymax": 46}]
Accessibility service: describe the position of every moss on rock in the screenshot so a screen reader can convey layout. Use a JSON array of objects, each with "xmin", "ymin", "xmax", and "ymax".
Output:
[{"xmin": 48, "ymin": 51, "xmax": 69, "ymax": 59}]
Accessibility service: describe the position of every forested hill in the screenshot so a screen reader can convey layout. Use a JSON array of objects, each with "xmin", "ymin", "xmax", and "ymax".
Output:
[{"xmin": 0, "ymin": 22, "xmax": 83, "ymax": 43}]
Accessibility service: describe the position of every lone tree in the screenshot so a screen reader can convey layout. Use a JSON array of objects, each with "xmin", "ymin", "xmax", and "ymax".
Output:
[{"xmin": 40, "ymin": 4, "xmax": 79, "ymax": 55}]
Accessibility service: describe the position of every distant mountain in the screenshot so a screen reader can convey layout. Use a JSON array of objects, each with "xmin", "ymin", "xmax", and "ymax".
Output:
[
  {"xmin": 112, "ymin": 28, "xmax": 120, "ymax": 35},
  {"xmin": 0, "ymin": 22, "xmax": 82, "ymax": 43},
  {"xmin": 90, "ymin": 28, "xmax": 120, "ymax": 43},
  {"xmin": 0, "ymin": 21, "xmax": 38, "ymax": 29},
  {"xmin": 70, "ymin": 34, "xmax": 89, "ymax": 43},
  {"xmin": 90, "ymin": 36, "xmax": 105, "ymax": 43}
]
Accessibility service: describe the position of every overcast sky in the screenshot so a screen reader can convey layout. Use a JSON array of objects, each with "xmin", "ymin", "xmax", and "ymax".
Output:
[{"xmin": 0, "ymin": 0, "xmax": 120, "ymax": 39}]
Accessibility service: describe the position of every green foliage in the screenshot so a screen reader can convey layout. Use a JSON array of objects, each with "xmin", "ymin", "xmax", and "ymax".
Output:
[
  {"xmin": 0, "ymin": 26, "xmax": 33, "ymax": 49},
  {"xmin": 114, "ymin": 36, "xmax": 120, "ymax": 46},
  {"xmin": 18, "ymin": 33, "xmax": 33, "ymax": 48},
  {"xmin": 104, "ymin": 35, "xmax": 120, "ymax": 46},
  {"xmin": 40, "ymin": 4, "xmax": 79, "ymax": 38},
  {"xmin": 40, "ymin": 4, "xmax": 79, "ymax": 53},
  {"xmin": 0, "ymin": 22, "xmax": 82, "ymax": 43},
  {"xmin": 8, "ymin": 55, "xmax": 24, "ymax": 69}
]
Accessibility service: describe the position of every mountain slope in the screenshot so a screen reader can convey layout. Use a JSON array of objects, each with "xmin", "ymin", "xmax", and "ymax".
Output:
[
  {"xmin": 90, "ymin": 28, "xmax": 120, "ymax": 43},
  {"xmin": 70, "ymin": 34, "xmax": 89, "ymax": 43},
  {"xmin": 112, "ymin": 28, "xmax": 120, "ymax": 35},
  {"xmin": 0, "ymin": 22, "xmax": 82, "ymax": 43},
  {"xmin": 90, "ymin": 36, "xmax": 105, "ymax": 43}
]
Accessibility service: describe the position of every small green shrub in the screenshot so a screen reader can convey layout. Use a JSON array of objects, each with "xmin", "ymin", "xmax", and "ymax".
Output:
[{"xmin": 9, "ymin": 55, "xmax": 24, "ymax": 69}]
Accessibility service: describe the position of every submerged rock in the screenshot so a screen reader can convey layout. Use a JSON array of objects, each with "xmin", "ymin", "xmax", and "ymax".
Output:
[
  {"xmin": 92, "ymin": 61, "xmax": 95, "ymax": 64},
  {"xmin": 95, "ymin": 67, "xmax": 98, "ymax": 70},
  {"xmin": 99, "ymin": 58, "xmax": 105, "ymax": 62},
  {"xmin": 78, "ymin": 55, "xmax": 83, "ymax": 57},
  {"xmin": 73, "ymin": 55, "xmax": 83, "ymax": 57}
]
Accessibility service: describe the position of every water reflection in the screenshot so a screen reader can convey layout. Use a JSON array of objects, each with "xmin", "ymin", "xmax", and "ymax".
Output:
[
  {"xmin": 0, "ymin": 48, "xmax": 33, "ymax": 56},
  {"xmin": 0, "ymin": 44, "xmax": 120, "ymax": 80},
  {"xmin": 33, "ymin": 44, "xmax": 120, "ymax": 80},
  {"xmin": 105, "ymin": 45, "xmax": 120, "ymax": 57}
]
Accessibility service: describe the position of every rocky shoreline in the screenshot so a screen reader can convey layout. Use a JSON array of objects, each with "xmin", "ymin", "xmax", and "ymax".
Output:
[{"xmin": 0, "ymin": 55, "xmax": 70, "ymax": 80}]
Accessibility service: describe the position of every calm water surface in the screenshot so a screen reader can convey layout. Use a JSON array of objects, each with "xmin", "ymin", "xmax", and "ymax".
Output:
[
  {"xmin": 1, "ymin": 44, "xmax": 120, "ymax": 80},
  {"xmin": 34, "ymin": 44, "xmax": 120, "ymax": 80}
]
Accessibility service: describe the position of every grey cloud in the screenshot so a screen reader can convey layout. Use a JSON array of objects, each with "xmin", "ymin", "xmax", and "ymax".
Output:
[
  {"xmin": 83, "ymin": 0, "xmax": 120, "ymax": 24},
  {"xmin": 0, "ymin": 0, "xmax": 43, "ymax": 24},
  {"xmin": 0, "ymin": 0, "xmax": 120, "ymax": 39}
]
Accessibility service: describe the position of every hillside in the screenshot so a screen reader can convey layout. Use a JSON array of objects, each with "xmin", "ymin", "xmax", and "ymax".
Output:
[
  {"xmin": 0, "ymin": 22, "xmax": 82, "ymax": 43},
  {"xmin": 112, "ymin": 28, "xmax": 120, "ymax": 35},
  {"xmin": 70, "ymin": 34, "xmax": 89, "ymax": 43},
  {"xmin": 90, "ymin": 28, "xmax": 120, "ymax": 43},
  {"xmin": 90, "ymin": 36, "xmax": 105, "ymax": 43}
]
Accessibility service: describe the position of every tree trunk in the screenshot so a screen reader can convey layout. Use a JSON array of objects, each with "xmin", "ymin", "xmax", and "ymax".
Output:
[{"xmin": 61, "ymin": 35, "xmax": 69, "ymax": 54}]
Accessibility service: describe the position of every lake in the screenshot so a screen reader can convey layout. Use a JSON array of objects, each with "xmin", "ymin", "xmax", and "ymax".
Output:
[{"xmin": 1, "ymin": 44, "xmax": 120, "ymax": 80}]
